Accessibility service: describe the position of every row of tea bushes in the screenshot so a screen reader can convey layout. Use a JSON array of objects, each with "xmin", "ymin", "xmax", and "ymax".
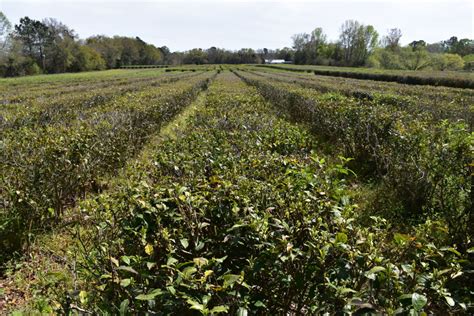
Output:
[
  {"xmin": 0, "ymin": 71, "xmax": 204, "ymax": 131},
  {"xmin": 67, "ymin": 73, "xmax": 471, "ymax": 314},
  {"xmin": 0, "ymin": 73, "xmax": 163, "ymax": 103},
  {"xmin": 0, "ymin": 71, "xmax": 215, "ymax": 263},
  {"xmin": 0, "ymin": 68, "xmax": 169, "ymax": 95},
  {"xmin": 236, "ymin": 70, "xmax": 472, "ymax": 245},
  {"xmin": 245, "ymin": 68, "xmax": 473, "ymax": 123},
  {"xmin": 257, "ymin": 64, "xmax": 474, "ymax": 89}
]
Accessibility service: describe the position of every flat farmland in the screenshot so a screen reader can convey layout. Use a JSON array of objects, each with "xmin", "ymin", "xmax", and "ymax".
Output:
[{"xmin": 0, "ymin": 67, "xmax": 472, "ymax": 314}]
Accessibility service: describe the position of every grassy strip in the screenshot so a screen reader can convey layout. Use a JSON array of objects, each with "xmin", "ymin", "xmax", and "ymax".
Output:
[{"xmin": 257, "ymin": 64, "xmax": 474, "ymax": 89}]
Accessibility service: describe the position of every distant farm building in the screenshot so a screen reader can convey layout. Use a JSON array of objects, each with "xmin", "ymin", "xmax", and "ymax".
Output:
[{"xmin": 264, "ymin": 59, "xmax": 292, "ymax": 64}]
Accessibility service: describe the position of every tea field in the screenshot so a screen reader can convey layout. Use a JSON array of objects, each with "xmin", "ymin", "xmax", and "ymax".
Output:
[{"xmin": 0, "ymin": 67, "xmax": 472, "ymax": 314}]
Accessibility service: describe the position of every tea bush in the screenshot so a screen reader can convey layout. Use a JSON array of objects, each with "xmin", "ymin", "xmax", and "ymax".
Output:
[
  {"xmin": 0, "ymin": 71, "xmax": 215, "ymax": 263},
  {"xmin": 70, "ymin": 73, "xmax": 471, "ymax": 314},
  {"xmin": 236, "ymin": 70, "xmax": 472, "ymax": 245}
]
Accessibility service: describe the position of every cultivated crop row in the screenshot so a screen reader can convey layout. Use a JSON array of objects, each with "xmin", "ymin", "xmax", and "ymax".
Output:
[
  {"xmin": 257, "ymin": 64, "xmax": 474, "ymax": 89},
  {"xmin": 66, "ymin": 73, "xmax": 470, "ymax": 314},
  {"xmin": 244, "ymin": 67, "xmax": 473, "ymax": 122},
  {"xmin": 0, "ymin": 71, "xmax": 215, "ymax": 262},
  {"xmin": 235, "ymin": 70, "xmax": 472, "ymax": 244},
  {"xmin": 1, "ymin": 71, "xmax": 204, "ymax": 131}
]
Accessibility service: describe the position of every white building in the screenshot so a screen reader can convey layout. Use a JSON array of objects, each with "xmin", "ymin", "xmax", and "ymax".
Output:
[{"xmin": 264, "ymin": 59, "xmax": 291, "ymax": 64}]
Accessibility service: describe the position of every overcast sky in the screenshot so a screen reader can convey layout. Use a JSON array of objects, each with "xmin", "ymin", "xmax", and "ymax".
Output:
[{"xmin": 1, "ymin": 0, "xmax": 473, "ymax": 51}]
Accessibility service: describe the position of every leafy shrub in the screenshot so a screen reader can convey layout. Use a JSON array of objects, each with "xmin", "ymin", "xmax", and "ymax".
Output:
[
  {"xmin": 236, "ymin": 71, "xmax": 472, "ymax": 244},
  {"xmin": 68, "ymin": 74, "xmax": 471, "ymax": 314},
  {"xmin": 0, "ymin": 72, "xmax": 215, "ymax": 263}
]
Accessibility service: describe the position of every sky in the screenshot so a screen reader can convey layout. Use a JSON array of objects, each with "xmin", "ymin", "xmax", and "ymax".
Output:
[{"xmin": 1, "ymin": 0, "xmax": 473, "ymax": 51}]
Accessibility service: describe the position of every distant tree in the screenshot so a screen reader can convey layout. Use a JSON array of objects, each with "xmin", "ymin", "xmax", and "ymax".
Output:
[
  {"xmin": 372, "ymin": 48, "xmax": 403, "ymax": 69},
  {"xmin": 426, "ymin": 42, "xmax": 445, "ymax": 54},
  {"xmin": 339, "ymin": 20, "xmax": 378, "ymax": 66},
  {"xmin": 409, "ymin": 40, "xmax": 426, "ymax": 51},
  {"xmin": 401, "ymin": 46, "xmax": 430, "ymax": 70},
  {"xmin": 308, "ymin": 27, "xmax": 328, "ymax": 64},
  {"xmin": 0, "ymin": 11, "xmax": 12, "ymax": 51},
  {"xmin": 72, "ymin": 45, "xmax": 106, "ymax": 71},
  {"xmin": 207, "ymin": 46, "xmax": 219, "ymax": 64},
  {"xmin": 463, "ymin": 54, "xmax": 474, "ymax": 70},
  {"xmin": 86, "ymin": 36, "xmax": 121, "ymax": 68},
  {"xmin": 184, "ymin": 48, "xmax": 207, "ymax": 64},
  {"xmin": 14, "ymin": 17, "xmax": 52, "ymax": 70},
  {"xmin": 119, "ymin": 37, "xmax": 140, "ymax": 65},
  {"xmin": 443, "ymin": 37, "xmax": 474, "ymax": 56},
  {"xmin": 431, "ymin": 53, "xmax": 465, "ymax": 70},
  {"xmin": 443, "ymin": 36, "xmax": 459, "ymax": 52},
  {"xmin": 167, "ymin": 51, "xmax": 184, "ymax": 65},
  {"xmin": 42, "ymin": 18, "xmax": 78, "ymax": 73},
  {"xmin": 237, "ymin": 48, "xmax": 260, "ymax": 64},
  {"xmin": 292, "ymin": 33, "xmax": 310, "ymax": 51},
  {"xmin": 382, "ymin": 28, "xmax": 402, "ymax": 51},
  {"xmin": 275, "ymin": 47, "xmax": 294, "ymax": 61},
  {"xmin": 292, "ymin": 33, "xmax": 310, "ymax": 64}
]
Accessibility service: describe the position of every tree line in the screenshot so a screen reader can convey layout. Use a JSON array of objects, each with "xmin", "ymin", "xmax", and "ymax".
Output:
[
  {"xmin": 0, "ymin": 12, "xmax": 472, "ymax": 77},
  {"xmin": 284, "ymin": 20, "xmax": 473, "ymax": 71},
  {"xmin": 0, "ymin": 14, "xmax": 166, "ymax": 76}
]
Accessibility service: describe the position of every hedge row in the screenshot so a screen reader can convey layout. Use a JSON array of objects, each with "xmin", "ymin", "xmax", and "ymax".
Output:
[
  {"xmin": 119, "ymin": 65, "xmax": 169, "ymax": 69},
  {"xmin": 63, "ymin": 73, "xmax": 472, "ymax": 314},
  {"xmin": 245, "ymin": 69, "xmax": 473, "ymax": 122},
  {"xmin": 257, "ymin": 65, "xmax": 474, "ymax": 89},
  {"xmin": 236, "ymin": 70, "xmax": 472, "ymax": 244},
  {"xmin": 1, "ymin": 72, "xmax": 203, "ymax": 131},
  {"xmin": 0, "ymin": 71, "xmax": 215, "ymax": 263}
]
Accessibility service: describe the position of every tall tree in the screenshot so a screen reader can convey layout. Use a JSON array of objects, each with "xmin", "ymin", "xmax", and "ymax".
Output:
[
  {"xmin": 309, "ymin": 27, "xmax": 327, "ymax": 63},
  {"xmin": 292, "ymin": 33, "xmax": 310, "ymax": 64},
  {"xmin": 42, "ymin": 18, "xmax": 78, "ymax": 73},
  {"xmin": 14, "ymin": 17, "xmax": 52, "ymax": 70},
  {"xmin": 339, "ymin": 20, "xmax": 378, "ymax": 66},
  {"xmin": 0, "ymin": 11, "xmax": 12, "ymax": 51},
  {"xmin": 409, "ymin": 40, "xmax": 427, "ymax": 51},
  {"xmin": 443, "ymin": 37, "xmax": 474, "ymax": 56},
  {"xmin": 383, "ymin": 28, "xmax": 402, "ymax": 51}
]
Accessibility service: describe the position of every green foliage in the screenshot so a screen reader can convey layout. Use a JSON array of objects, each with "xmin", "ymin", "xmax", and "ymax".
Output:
[
  {"xmin": 1, "ymin": 69, "xmax": 471, "ymax": 314},
  {"xmin": 76, "ymin": 45, "xmax": 106, "ymax": 71},
  {"xmin": 462, "ymin": 54, "xmax": 474, "ymax": 70},
  {"xmin": 259, "ymin": 64, "xmax": 474, "ymax": 89},
  {"xmin": 0, "ymin": 70, "xmax": 215, "ymax": 263},
  {"xmin": 237, "ymin": 70, "xmax": 472, "ymax": 244},
  {"xmin": 430, "ymin": 53, "xmax": 465, "ymax": 71},
  {"xmin": 67, "ymin": 73, "xmax": 471, "ymax": 314}
]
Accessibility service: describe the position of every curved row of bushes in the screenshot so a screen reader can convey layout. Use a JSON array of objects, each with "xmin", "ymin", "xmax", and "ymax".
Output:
[
  {"xmin": 1, "ymin": 71, "xmax": 204, "ymax": 131},
  {"xmin": 1, "ymin": 71, "xmax": 169, "ymax": 103},
  {"xmin": 246, "ymin": 68, "xmax": 473, "ymax": 122},
  {"xmin": 236, "ymin": 70, "xmax": 472, "ymax": 246},
  {"xmin": 62, "ymin": 73, "xmax": 472, "ymax": 314},
  {"xmin": 258, "ymin": 65, "xmax": 474, "ymax": 89},
  {"xmin": 0, "ymin": 71, "xmax": 215, "ymax": 264}
]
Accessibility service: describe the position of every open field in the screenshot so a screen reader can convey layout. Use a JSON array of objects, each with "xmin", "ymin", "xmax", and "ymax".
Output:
[{"xmin": 0, "ymin": 67, "xmax": 473, "ymax": 314}]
